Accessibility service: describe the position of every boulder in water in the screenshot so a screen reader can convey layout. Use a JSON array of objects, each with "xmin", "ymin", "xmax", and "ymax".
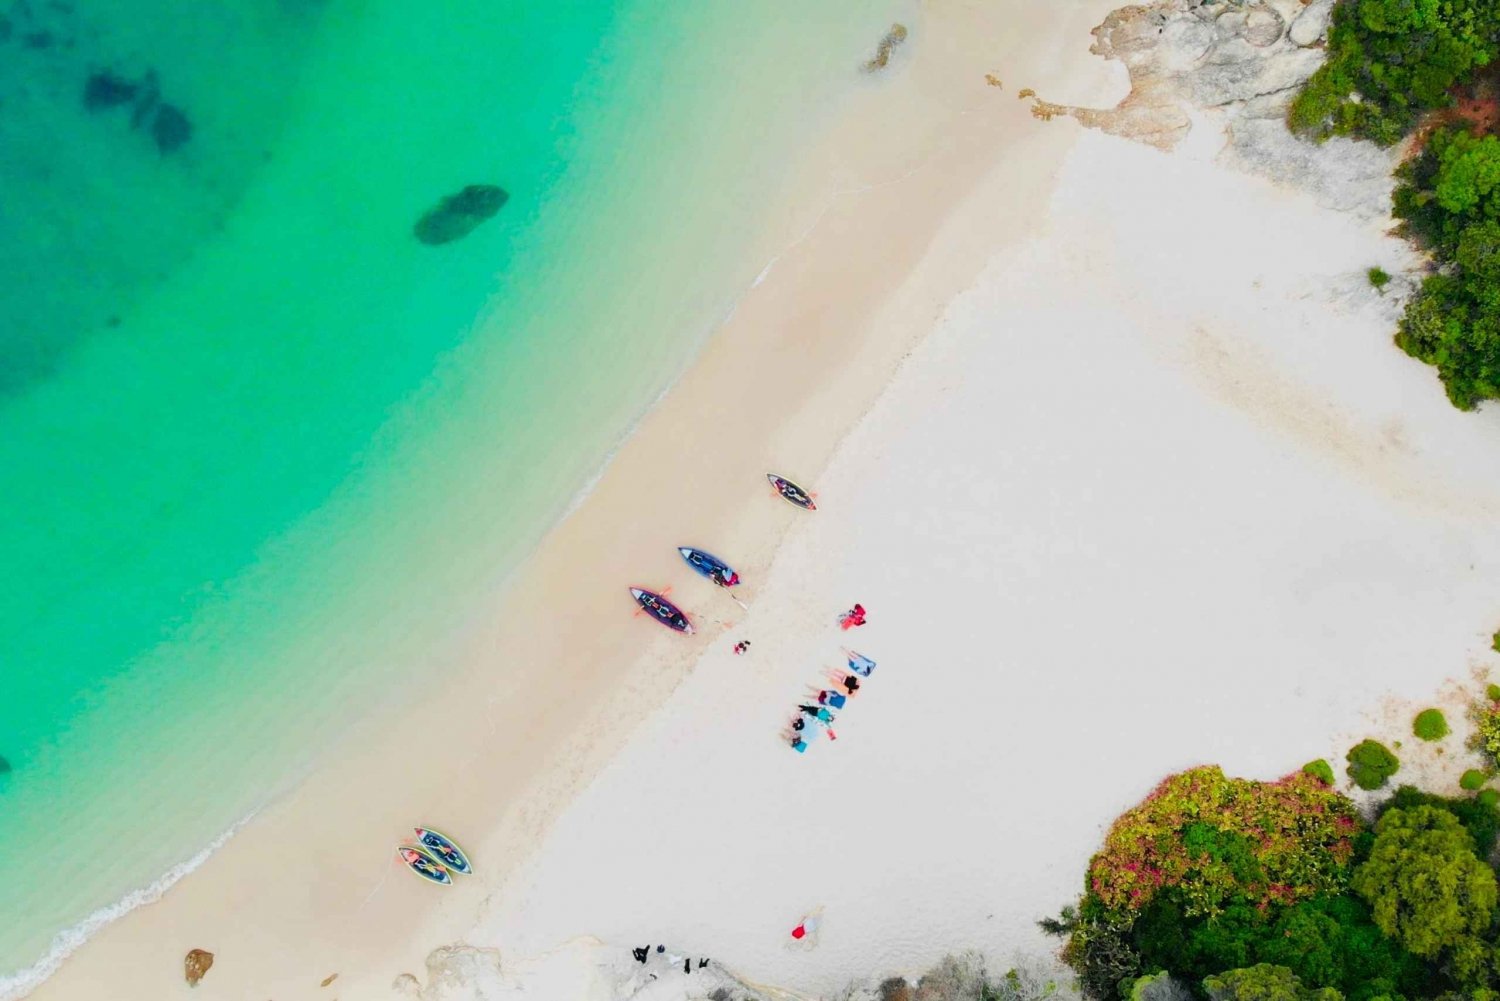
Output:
[
  {"xmin": 152, "ymin": 103, "xmax": 192, "ymax": 154},
  {"xmin": 413, "ymin": 185, "xmax": 509, "ymax": 245},
  {"xmin": 83, "ymin": 71, "xmax": 137, "ymax": 112},
  {"xmin": 184, "ymin": 948, "xmax": 214, "ymax": 987}
]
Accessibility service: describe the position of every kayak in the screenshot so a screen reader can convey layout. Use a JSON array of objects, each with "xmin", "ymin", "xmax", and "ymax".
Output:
[
  {"xmin": 767, "ymin": 474, "xmax": 816, "ymax": 510},
  {"xmin": 414, "ymin": 827, "xmax": 473, "ymax": 876},
  {"xmin": 630, "ymin": 587, "xmax": 693, "ymax": 634},
  {"xmin": 677, "ymin": 547, "xmax": 740, "ymax": 588},
  {"xmin": 397, "ymin": 845, "xmax": 452, "ymax": 885}
]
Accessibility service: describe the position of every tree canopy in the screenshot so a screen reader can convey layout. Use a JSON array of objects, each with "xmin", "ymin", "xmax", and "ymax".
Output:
[
  {"xmin": 1202, "ymin": 965, "xmax": 1344, "ymax": 1001},
  {"xmin": 1289, "ymin": 0, "xmax": 1500, "ymax": 145},
  {"xmin": 1394, "ymin": 129, "xmax": 1500, "ymax": 408},
  {"xmin": 1350, "ymin": 805, "xmax": 1498, "ymax": 962}
]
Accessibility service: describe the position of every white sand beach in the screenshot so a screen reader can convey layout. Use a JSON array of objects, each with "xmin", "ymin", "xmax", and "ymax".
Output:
[
  {"xmin": 29, "ymin": 2, "xmax": 1500, "ymax": 999},
  {"xmin": 460, "ymin": 126, "xmax": 1500, "ymax": 999}
]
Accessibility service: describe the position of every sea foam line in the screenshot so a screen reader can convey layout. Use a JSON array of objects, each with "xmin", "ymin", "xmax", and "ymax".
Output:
[{"xmin": 0, "ymin": 812, "xmax": 256, "ymax": 1001}]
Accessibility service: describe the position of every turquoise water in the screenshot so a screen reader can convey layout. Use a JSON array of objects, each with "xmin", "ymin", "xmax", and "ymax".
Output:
[{"xmin": 0, "ymin": 0, "xmax": 888, "ymax": 985}]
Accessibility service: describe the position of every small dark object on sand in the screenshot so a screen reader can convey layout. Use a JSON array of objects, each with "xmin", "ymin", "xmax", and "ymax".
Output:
[
  {"xmin": 414, "ymin": 184, "xmax": 509, "ymax": 245},
  {"xmin": 84, "ymin": 71, "xmax": 137, "ymax": 111},
  {"xmin": 151, "ymin": 103, "xmax": 192, "ymax": 153}
]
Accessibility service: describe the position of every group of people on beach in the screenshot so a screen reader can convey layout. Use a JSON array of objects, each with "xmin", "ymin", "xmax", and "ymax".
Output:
[
  {"xmin": 783, "ymin": 612, "xmax": 878, "ymax": 752},
  {"xmin": 631, "ymin": 944, "xmax": 711, "ymax": 978}
]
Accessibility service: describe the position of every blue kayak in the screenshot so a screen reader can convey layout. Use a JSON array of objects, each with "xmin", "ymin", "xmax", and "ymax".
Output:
[{"xmin": 678, "ymin": 547, "xmax": 740, "ymax": 588}]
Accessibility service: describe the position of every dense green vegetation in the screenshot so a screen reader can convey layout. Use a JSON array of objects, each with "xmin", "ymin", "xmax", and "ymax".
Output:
[
  {"xmin": 1352, "ymin": 805, "xmax": 1496, "ymax": 977},
  {"xmin": 1463, "ymin": 768, "xmax": 1488, "ymax": 791},
  {"xmin": 1288, "ymin": 0, "xmax": 1500, "ymax": 145},
  {"xmin": 1346, "ymin": 740, "xmax": 1400, "ymax": 790},
  {"xmin": 1412, "ymin": 709, "xmax": 1449, "ymax": 741},
  {"xmin": 1044, "ymin": 767, "xmax": 1500, "ymax": 1001},
  {"xmin": 1392, "ymin": 128, "xmax": 1500, "ymax": 408},
  {"xmin": 1288, "ymin": 0, "xmax": 1500, "ymax": 407}
]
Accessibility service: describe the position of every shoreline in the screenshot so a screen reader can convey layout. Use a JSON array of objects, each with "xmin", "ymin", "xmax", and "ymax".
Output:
[{"xmin": 24, "ymin": 4, "xmax": 1125, "ymax": 998}]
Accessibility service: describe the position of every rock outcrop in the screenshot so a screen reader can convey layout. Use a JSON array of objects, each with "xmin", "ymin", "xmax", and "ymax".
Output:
[
  {"xmin": 151, "ymin": 104, "xmax": 192, "ymax": 154},
  {"xmin": 1030, "ymin": 0, "xmax": 1399, "ymax": 218},
  {"xmin": 183, "ymin": 948, "xmax": 214, "ymax": 987},
  {"xmin": 83, "ymin": 72, "xmax": 138, "ymax": 112},
  {"xmin": 81, "ymin": 68, "xmax": 194, "ymax": 155},
  {"xmin": 863, "ymin": 23, "xmax": 908, "ymax": 72},
  {"xmin": 413, "ymin": 185, "xmax": 510, "ymax": 246}
]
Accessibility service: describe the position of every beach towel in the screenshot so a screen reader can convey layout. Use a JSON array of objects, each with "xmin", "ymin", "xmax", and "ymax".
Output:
[{"xmin": 847, "ymin": 651, "xmax": 876, "ymax": 677}]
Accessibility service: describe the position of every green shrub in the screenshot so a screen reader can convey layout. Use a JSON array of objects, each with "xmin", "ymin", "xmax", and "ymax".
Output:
[
  {"xmin": 1480, "ymin": 789, "xmax": 1500, "ymax": 809},
  {"xmin": 1413, "ymin": 709, "xmax": 1449, "ymax": 741},
  {"xmin": 1302, "ymin": 759, "xmax": 1336, "ymax": 785},
  {"xmin": 1203, "ymin": 964, "xmax": 1343, "ymax": 1001},
  {"xmin": 1461, "ymin": 769, "xmax": 1488, "ymax": 792},
  {"xmin": 1367, "ymin": 267, "xmax": 1392, "ymax": 290},
  {"xmin": 1492, "ymin": 636, "xmax": 1500, "ymax": 657},
  {"xmin": 1346, "ymin": 740, "xmax": 1400, "ymax": 791},
  {"xmin": 1377, "ymin": 785, "xmax": 1500, "ymax": 856},
  {"xmin": 1470, "ymin": 694, "xmax": 1500, "ymax": 768},
  {"xmin": 1489, "ymin": 680, "xmax": 1500, "ymax": 699}
]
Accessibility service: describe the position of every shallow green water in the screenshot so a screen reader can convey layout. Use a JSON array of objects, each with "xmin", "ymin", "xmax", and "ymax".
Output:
[{"xmin": 0, "ymin": 0, "xmax": 888, "ymax": 986}]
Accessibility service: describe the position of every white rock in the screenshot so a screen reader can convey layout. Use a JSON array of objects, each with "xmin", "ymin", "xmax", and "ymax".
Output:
[{"xmin": 1289, "ymin": 0, "xmax": 1334, "ymax": 47}]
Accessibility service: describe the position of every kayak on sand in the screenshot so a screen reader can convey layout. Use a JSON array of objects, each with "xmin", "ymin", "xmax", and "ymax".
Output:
[
  {"xmin": 414, "ymin": 827, "xmax": 473, "ymax": 875},
  {"xmin": 677, "ymin": 547, "xmax": 740, "ymax": 588},
  {"xmin": 767, "ymin": 474, "xmax": 815, "ymax": 510},
  {"xmin": 630, "ymin": 587, "xmax": 693, "ymax": 634},
  {"xmin": 397, "ymin": 845, "xmax": 452, "ymax": 885}
]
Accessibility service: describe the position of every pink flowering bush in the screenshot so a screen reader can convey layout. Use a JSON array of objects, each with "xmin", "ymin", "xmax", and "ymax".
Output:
[
  {"xmin": 1469, "ymin": 691, "xmax": 1500, "ymax": 768},
  {"xmin": 1086, "ymin": 766, "xmax": 1360, "ymax": 918}
]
